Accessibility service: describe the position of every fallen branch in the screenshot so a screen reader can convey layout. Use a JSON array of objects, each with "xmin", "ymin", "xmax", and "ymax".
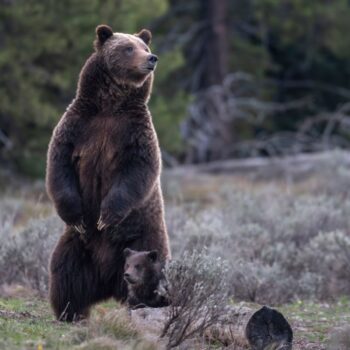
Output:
[
  {"xmin": 165, "ymin": 150, "xmax": 350, "ymax": 177},
  {"xmin": 131, "ymin": 304, "xmax": 293, "ymax": 349}
]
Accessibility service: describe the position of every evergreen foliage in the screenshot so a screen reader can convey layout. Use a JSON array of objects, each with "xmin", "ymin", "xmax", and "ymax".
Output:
[{"xmin": 2, "ymin": 1, "xmax": 350, "ymax": 175}]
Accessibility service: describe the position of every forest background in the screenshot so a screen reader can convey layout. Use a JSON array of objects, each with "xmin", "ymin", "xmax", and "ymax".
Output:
[{"xmin": 2, "ymin": 0, "xmax": 350, "ymax": 177}]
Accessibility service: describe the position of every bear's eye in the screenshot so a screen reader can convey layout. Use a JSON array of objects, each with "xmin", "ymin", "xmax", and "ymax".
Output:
[
  {"xmin": 125, "ymin": 46, "xmax": 134, "ymax": 54},
  {"xmin": 135, "ymin": 264, "xmax": 141, "ymax": 271}
]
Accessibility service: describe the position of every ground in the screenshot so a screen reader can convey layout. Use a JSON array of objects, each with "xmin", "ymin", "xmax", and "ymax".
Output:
[
  {"xmin": 0, "ymin": 297, "xmax": 349, "ymax": 349},
  {"xmin": 1, "ymin": 151, "xmax": 350, "ymax": 349},
  {"xmin": 0, "ymin": 297, "xmax": 152, "ymax": 349}
]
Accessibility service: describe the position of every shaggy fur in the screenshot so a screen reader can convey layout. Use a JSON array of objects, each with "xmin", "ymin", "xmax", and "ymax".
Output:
[
  {"xmin": 46, "ymin": 25, "xmax": 170, "ymax": 321},
  {"xmin": 123, "ymin": 248, "xmax": 170, "ymax": 309}
]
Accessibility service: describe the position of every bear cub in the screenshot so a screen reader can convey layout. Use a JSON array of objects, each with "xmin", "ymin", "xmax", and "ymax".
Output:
[{"xmin": 123, "ymin": 248, "xmax": 170, "ymax": 309}]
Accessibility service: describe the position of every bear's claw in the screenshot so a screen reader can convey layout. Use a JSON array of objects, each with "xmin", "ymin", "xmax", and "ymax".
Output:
[
  {"xmin": 97, "ymin": 216, "xmax": 107, "ymax": 231},
  {"xmin": 73, "ymin": 223, "xmax": 86, "ymax": 234}
]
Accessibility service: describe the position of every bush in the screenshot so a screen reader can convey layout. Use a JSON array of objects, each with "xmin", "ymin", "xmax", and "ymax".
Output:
[
  {"xmin": 328, "ymin": 326, "xmax": 350, "ymax": 350},
  {"xmin": 2, "ymin": 153, "xmax": 350, "ymax": 304},
  {"xmin": 0, "ymin": 212, "xmax": 62, "ymax": 294},
  {"xmin": 162, "ymin": 251, "xmax": 229, "ymax": 348},
  {"xmin": 165, "ymin": 183, "xmax": 350, "ymax": 303}
]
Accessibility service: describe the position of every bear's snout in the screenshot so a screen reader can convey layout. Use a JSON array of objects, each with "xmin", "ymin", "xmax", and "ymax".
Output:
[{"xmin": 148, "ymin": 54, "xmax": 158, "ymax": 69}]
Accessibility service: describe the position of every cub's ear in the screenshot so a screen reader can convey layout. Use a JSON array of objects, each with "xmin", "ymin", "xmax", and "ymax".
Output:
[
  {"xmin": 148, "ymin": 250, "xmax": 158, "ymax": 263},
  {"xmin": 94, "ymin": 24, "xmax": 113, "ymax": 49},
  {"xmin": 135, "ymin": 29, "xmax": 152, "ymax": 45},
  {"xmin": 123, "ymin": 248, "xmax": 134, "ymax": 258}
]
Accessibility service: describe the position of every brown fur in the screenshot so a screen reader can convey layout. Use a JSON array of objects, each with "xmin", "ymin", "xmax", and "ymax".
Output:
[
  {"xmin": 123, "ymin": 248, "xmax": 170, "ymax": 309},
  {"xmin": 46, "ymin": 25, "xmax": 170, "ymax": 322}
]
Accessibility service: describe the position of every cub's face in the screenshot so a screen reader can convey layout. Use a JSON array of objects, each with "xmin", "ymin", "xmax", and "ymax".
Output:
[
  {"xmin": 95, "ymin": 25, "xmax": 158, "ymax": 87},
  {"xmin": 123, "ymin": 248, "xmax": 158, "ymax": 286}
]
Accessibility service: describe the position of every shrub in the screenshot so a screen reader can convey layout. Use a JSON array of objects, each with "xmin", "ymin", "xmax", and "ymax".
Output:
[
  {"xmin": 328, "ymin": 326, "xmax": 350, "ymax": 350},
  {"xmin": 0, "ymin": 214, "xmax": 62, "ymax": 294},
  {"xmin": 162, "ymin": 251, "xmax": 229, "ymax": 348},
  {"xmin": 165, "ymin": 182, "xmax": 350, "ymax": 303},
  {"xmin": 2, "ymin": 153, "xmax": 350, "ymax": 304}
]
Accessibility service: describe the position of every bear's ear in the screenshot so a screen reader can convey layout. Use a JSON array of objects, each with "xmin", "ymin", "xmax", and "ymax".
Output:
[
  {"xmin": 123, "ymin": 248, "xmax": 134, "ymax": 258},
  {"xmin": 148, "ymin": 250, "xmax": 158, "ymax": 263},
  {"xmin": 135, "ymin": 29, "xmax": 152, "ymax": 46},
  {"xmin": 95, "ymin": 24, "xmax": 113, "ymax": 49}
]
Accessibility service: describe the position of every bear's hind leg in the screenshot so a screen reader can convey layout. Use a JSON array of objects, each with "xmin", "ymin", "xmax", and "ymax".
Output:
[{"xmin": 49, "ymin": 230, "xmax": 97, "ymax": 322}]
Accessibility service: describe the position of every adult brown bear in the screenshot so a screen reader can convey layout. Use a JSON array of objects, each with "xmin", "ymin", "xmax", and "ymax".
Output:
[{"xmin": 46, "ymin": 25, "xmax": 171, "ymax": 321}]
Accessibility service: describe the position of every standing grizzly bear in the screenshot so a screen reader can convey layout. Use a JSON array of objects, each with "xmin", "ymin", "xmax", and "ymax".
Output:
[{"xmin": 46, "ymin": 25, "xmax": 171, "ymax": 321}]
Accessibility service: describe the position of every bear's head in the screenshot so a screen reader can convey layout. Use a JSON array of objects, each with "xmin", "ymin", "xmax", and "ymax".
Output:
[
  {"xmin": 94, "ymin": 24, "xmax": 157, "ymax": 87},
  {"xmin": 123, "ymin": 248, "xmax": 159, "ymax": 286}
]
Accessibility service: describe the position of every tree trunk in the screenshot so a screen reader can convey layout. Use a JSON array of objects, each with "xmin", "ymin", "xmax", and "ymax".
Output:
[
  {"xmin": 199, "ymin": 0, "xmax": 229, "ymax": 89},
  {"xmin": 181, "ymin": 0, "xmax": 231, "ymax": 162}
]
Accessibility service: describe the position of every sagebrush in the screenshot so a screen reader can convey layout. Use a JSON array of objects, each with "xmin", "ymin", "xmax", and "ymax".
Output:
[{"xmin": 2, "ymin": 154, "xmax": 350, "ymax": 304}]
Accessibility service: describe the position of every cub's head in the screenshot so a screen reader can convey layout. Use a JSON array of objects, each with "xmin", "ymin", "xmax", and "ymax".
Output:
[
  {"xmin": 94, "ymin": 24, "xmax": 157, "ymax": 87},
  {"xmin": 123, "ymin": 248, "xmax": 159, "ymax": 286}
]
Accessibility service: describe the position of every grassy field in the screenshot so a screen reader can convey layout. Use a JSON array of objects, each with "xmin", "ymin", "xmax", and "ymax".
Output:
[
  {"xmin": 0, "ymin": 297, "xmax": 158, "ymax": 349},
  {"xmin": 0, "ymin": 297, "xmax": 72, "ymax": 349},
  {"xmin": 1, "ymin": 152, "xmax": 350, "ymax": 349},
  {"xmin": 0, "ymin": 296, "xmax": 349, "ymax": 349}
]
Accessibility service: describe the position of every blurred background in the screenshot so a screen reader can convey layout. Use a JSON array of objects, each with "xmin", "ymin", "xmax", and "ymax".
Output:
[{"xmin": 2, "ymin": 0, "xmax": 350, "ymax": 177}]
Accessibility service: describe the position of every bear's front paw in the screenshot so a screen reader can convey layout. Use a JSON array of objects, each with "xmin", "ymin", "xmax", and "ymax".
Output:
[
  {"xmin": 56, "ymin": 194, "xmax": 83, "ymax": 226},
  {"xmin": 97, "ymin": 212, "xmax": 125, "ymax": 231},
  {"xmin": 97, "ymin": 216, "xmax": 106, "ymax": 231},
  {"xmin": 73, "ymin": 219, "xmax": 86, "ymax": 235}
]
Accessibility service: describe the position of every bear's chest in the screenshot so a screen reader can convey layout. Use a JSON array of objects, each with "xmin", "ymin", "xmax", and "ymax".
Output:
[{"xmin": 72, "ymin": 115, "xmax": 126, "ymax": 173}]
